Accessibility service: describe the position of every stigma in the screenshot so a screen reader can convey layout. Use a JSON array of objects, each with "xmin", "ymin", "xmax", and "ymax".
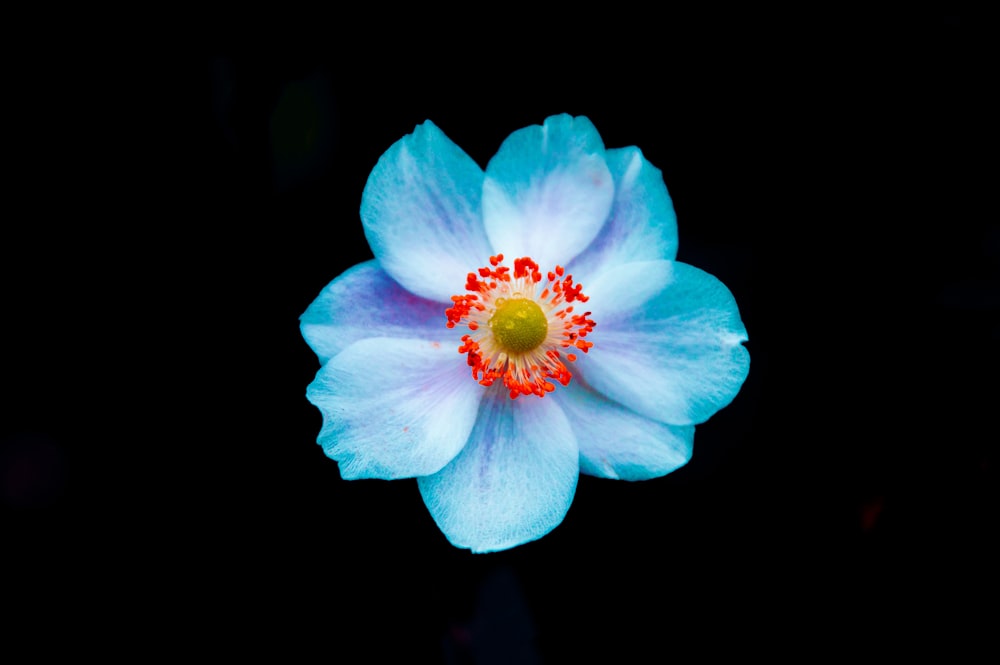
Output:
[{"xmin": 445, "ymin": 254, "xmax": 595, "ymax": 399}]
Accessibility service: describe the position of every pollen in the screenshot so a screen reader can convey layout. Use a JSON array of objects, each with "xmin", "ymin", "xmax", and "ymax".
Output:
[{"xmin": 445, "ymin": 254, "xmax": 596, "ymax": 399}]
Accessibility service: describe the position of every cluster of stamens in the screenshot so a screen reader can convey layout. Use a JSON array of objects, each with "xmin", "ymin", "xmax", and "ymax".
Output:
[{"xmin": 445, "ymin": 254, "xmax": 595, "ymax": 399}]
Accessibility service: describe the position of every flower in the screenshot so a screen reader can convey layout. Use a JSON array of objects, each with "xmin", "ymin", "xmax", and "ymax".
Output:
[{"xmin": 301, "ymin": 114, "xmax": 749, "ymax": 552}]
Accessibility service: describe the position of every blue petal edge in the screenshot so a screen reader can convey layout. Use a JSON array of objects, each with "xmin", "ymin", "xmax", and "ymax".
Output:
[
  {"xmin": 360, "ymin": 121, "xmax": 492, "ymax": 302},
  {"xmin": 418, "ymin": 391, "xmax": 579, "ymax": 552},
  {"xmin": 300, "ymin": 260, "xmax": 448, "ymax": 366},
  {"xmin": 482, "ymin": 114, "xmax": 614, "ymax": 270}
]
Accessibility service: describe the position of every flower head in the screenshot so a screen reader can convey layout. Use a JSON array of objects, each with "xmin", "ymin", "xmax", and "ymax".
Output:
[{"xmin": 301, "ymin": 114, "xmax": 749, "ymax": 552}]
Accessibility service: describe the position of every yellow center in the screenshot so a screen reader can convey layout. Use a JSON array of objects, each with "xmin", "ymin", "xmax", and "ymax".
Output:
[{"xmin": 488, "ymin": 297, "xmax": 548, "ymax": 353}]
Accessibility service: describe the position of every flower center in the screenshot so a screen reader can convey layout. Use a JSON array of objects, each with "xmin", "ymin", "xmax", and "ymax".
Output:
[
  {"xmin": 489, "ymin": 298, "xmax": 548, "ymax": 353},
  {"xmin": 445, "ymin": 254, "xmax": 595, "ymax": 399}
]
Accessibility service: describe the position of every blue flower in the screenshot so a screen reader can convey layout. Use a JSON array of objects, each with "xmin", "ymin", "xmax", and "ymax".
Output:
[{"xmin": 301, "ymin": 114, "xmax": 749, "ymax": 552}]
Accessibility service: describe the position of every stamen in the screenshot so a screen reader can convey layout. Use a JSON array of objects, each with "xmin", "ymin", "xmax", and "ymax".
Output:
[{"xmin": 445, "ymin": 255, "xmax": 595, "ymax": 399}]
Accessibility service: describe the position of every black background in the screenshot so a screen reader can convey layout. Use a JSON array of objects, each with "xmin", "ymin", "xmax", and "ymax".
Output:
[{"xmin": 5, "ymin": 16, "xmax": 994, "ymax": 659}]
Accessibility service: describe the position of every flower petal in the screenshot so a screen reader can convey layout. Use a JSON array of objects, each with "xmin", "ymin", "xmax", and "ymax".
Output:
[
  {"xmin": 418, "ymin": 390, "xmax": 578, "ymax": 553},
  {"xmin": 300, "ymin": 260, "xmax": 447, "ymax": 365},
  {"xmin": 360, "ymin": 121, "xmax": 493, "ymax": 302},
  {"xmin": 566, "ymin": 146, "xmax": 679, "ymax": 282},
  {"xmin": 581, "ymin": 261, "xmax": 749, "ymax": 425},
  {"xmin": 482, "ymin": 114, "xmax": 614, "ymax": 269},
  {"xmin": 555, "ymin": 379, "xmax": 694, "ymax": 481},
  {"xmin": 306, "ymin": 337, "xmax": 482, "ymax": 479}
]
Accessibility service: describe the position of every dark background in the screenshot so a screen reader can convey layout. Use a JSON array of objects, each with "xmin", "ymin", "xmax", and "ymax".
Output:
[{"xmin": 5, "ymin": 17, "xmax": 994, "ymax": 659}]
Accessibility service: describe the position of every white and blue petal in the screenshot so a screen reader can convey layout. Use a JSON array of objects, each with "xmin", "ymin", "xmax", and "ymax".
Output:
[
  {"xmin": 418, "ymin": 391, "xmax": 579, "ymax": 553},
  {"xmin": 300, "ymin": 260, "xmax": 448, "ymax": 365},
  {"xmin": 566, "ymin": 146, "xmax": 679, "ymax": 283},
  {"xmin": 581, "ymin": 260, "xmax": 749, "ymax": 426},
  {"xmin": 555, "ymin": 379, "xmax": 694, "ymax": 481},
  {"xmin": 360, "ymin": 121, "xmax": 493, "ymax": 303},
  {"xmin": 306, "ymin": 337, "xmax": 482, "ymax": 480},
  {"xmin": 482, "ymin": 114, "xmax": 614, "ymax": 270}
]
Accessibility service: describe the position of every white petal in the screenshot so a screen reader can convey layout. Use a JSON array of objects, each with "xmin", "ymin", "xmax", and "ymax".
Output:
[
  {"xmin": 580, "ymin": 261, "xmax": 749, "ymax": 425},
  {"xmin": 585, "ymin": 259, "xmax": 672, "ymax": 320},
  {"xmin": 300, "ymin": 261, "xmax": 448, "ymax": 365},
  {"xmin": 418, "ymin": 390, "xmax": 579, "ymax": 552},
  {"xmin": 306, "ymin": 337, "xmax": 482, "ymax": 479},
  {"xmin": 360, "ymin": 121, "xmax": 493, "ymax": 302},
  {"xmin": 556, "ymin": 379, "xmax": 694, "ymax": 481},
  {"xmin": 567, "ymin": 146, "xmax": 679, "ymax": 283},
  {"xmin": 482, "ymin": 114, "xmax": 613, "ymax": 269}
]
